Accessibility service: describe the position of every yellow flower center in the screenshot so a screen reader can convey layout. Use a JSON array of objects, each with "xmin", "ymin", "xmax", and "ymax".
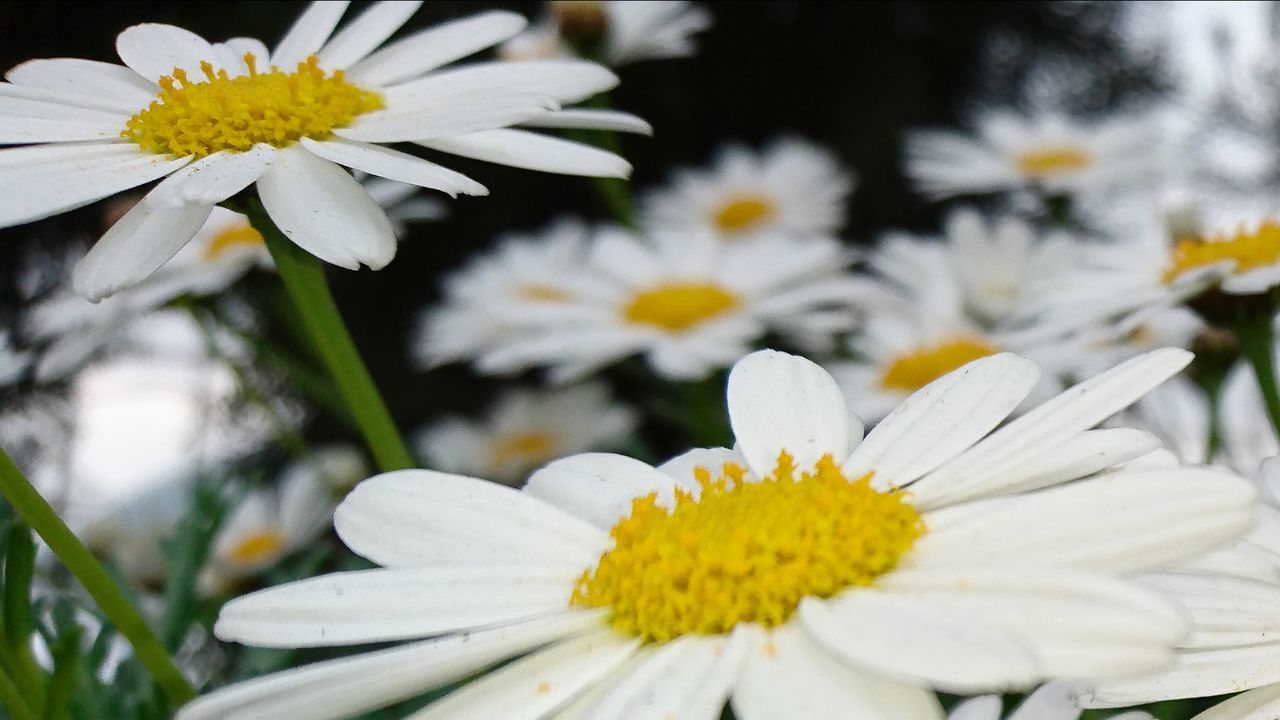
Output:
[
  {"xmin": 571, "ymin": 453, "xmax": 925, "ymax": 644},
  {"xmin": 1014, "ymin": 147, "xmax": 1092, "ymax": 177},
  {"xmin": 487, "ymin": 431, "xmax": 560, "ymax": 470},
  {"xmin": 880, "ymin": 337, "xmax": 1000, "ymax": 392},
  {"xmin": 713, "ymin": 196, "xmax": 775, "ymax": 234},
  {"xmin": 202, "ymin": 222, "xmax": 265, "ymax": 262},
  {"xmin": 519, "ymin": 284, "xmax": 572, "ymax": 302},
  {"xmin": 622, "ymin": 282, "xmax": 740, "ymax": 332},
  {"xmin": 227, "ymin": 530, "xmax": 286, "ymax": 566},
  {"xmin": 1161, "ymin": 220, "xmax": 1280, "ymax": 284},
  {"xmin": 123, "ymin": 54, "xmax": 384, "ymax": 159}
]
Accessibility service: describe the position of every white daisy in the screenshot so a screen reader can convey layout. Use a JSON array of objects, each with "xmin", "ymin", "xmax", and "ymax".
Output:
[
  {"xmin": 0, "ymin": 1, "xmax": 643, "ymax": 300},
  {"xmin": 413, "ymin": 217, "xmax": 592, "ymax": 371},
  {"xmin": 500, "ymin": 1, "xmax": 712, "ymax": 66},
  {"xmin": 289, "ymin": 444, "xmax": 371, "ymax": 497},
  {"xmin": 640, "ymin": 137, "xmax": 854, "ymax": 242},
  {"xmin": 948, "ymin": 682, "xmax": 1151, "ymax": 720},
  {"xmin": 448, "ymin": 228, "xmax": 862, "ymax": 381},
  {"xmin": 181, "ymin": 347, "xmax": 1256, "ymax": 720},
  {"xmin": 905, "ymin": 110, "xmax": 1158, "ymax": 199},
  {"xmin": 79, "ymin": 475, "xmax": 194, "ymax": 590},
  {"xmin": 415, "ymin": 382, "xmax": 639, "ymax": 486}
]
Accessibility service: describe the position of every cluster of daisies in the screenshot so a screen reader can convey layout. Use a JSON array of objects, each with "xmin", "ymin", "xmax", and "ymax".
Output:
[{"xmin": 1, "ymin": 2, "xmax": 1280, "ymax": 720}]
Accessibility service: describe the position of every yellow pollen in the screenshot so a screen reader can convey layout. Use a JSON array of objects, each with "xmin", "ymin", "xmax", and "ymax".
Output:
[
  {"xmin": 123, "ymin": 54, "xmax": 384, "ymax": 159},
  {"xmin": 1161, "ymin": 220, "xmax": 1280, "ymax": 284},
  {"xmin": 622, "ymin": 282, "xmax": 740, "ymax": 332},
  {"xmin": 713, "ymin": 196, "xmax": 775, "ymax": 234},
  {"xmin": 202, "ymin": 223, "xmax": 264, "ymax": 262},
  {"xmin": 519, "ymin": 285, "xmax": 571, "ymax": 302},
  {"xmin": 570, "ymin": 452, "xmax": 925, "ymax": 644},
  {"xmin": 880, "ymin": 337, "xmax": 1000, "ymax": 392},
  {"xmin": 227, "ymin": 530, "xmax": 286, "ymax": 566},
  {"xmin": 487, "ymin": 432, "xmax": 560, "ymax": 470},
  {"xmin": 1014, "ymin": 146, "xmax": 1093, "ymax": 177}
]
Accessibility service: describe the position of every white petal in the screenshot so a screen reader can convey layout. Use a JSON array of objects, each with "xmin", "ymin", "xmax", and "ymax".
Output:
[
  {"xmin": 385, "ymin": 61, "xmax": 617, "ymax": 107},
  {"xmin": 270, "ymin": 1, "xmax": 350, "ymax": 69},
  {"xmin": 417, "ymin": 129, "xmax": 631, "ymax": 178},
  {"xmin": 0, "ymin": 143, "xmax": 189, "ymax": 228},
  {"xmin": 732, "ymin": 624, "xmax": 944, "ymax": 720},
  {"xmin": 317, "ymin": 1, "xmax": 422, "ymax": 70},
  {"xmin": 347, "ymin": 10, "xmax": 529, "ymax": 87},
  {"xmin": 1191, "ymin": 685, "xmax": 1280, "ymax": 720},
  {"xmin": 115, "ymin": 23, "xmax": 221, "ymax": 84},
  {"xmin": 299, "ymin": 137, "xmax": 485, "ymax": 197},
  {"xmin": 946, "ymin": 697, "xmax": 1002, "ymax": 720},
  {"xmin": 845, "ymin": 353, "xmax": 1038, "ymax": 488},
  {"xmin": 148, "ymin": 145, "xmax": 274, "ymax": 207},
  {"xmin": 405, "ymin": 628, "xmax": 640, "ymax": 720},
  {"xmin": 257, "ymin": 146, "xmax": 395, "ymax": 270},
  {"xmin": 1079, "ymin": 645, "xmax": 1280, "ymax": 708},
  {"xmin": 6, "ymin": 58, "xmax": 156, "ymax": 112},
  {"xmin": 333, "ymin": 469, "xmax": 609, "ymax": 568},
  {"xmin": 177, "ymin": 611, "xmax": 600, "ymax": 720},
  {"xmin": 72, "ymin": 196, "xmax": 212, "ymax": 301},
  {"xmin": 214, "ymin": 565, "xmax": 577, "ymax": 647},
  {"xmin": 0, "ymin": 113, "xmax": 125, "ymax": 143},
  {"xmin": 524, "ymin": 453, "xmax": 677, "ymax": 529},
  {"xmin": 798, "ymin": 591, "xmax": 1040, "ymax": 694},
  {"xmin": 606, "ymin": 632, "xmax": 747, "ymax": 720},
  {"xmin": 1008, "ymin": 683, "xmax": 1080, "ymax": 720},
  {"xmin": 521, "ymin": 109, "xmax": 653, "ymax": 135},
  {"xmin": 656, "ymin": 447, "xmax": 746, "ymax": 487}
]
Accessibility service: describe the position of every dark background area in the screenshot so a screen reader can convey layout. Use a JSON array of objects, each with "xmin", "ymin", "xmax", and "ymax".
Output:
[{"xmin": 0, "ymin": 1, "xmax": 1150, "ymax": 441}]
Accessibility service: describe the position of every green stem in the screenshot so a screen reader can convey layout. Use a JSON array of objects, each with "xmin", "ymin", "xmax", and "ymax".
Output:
[
  {"xmin": 0, "ymin": 665, "xmax": 36, "ymax": 720},
  {"xmin": 248, "ymin": 208, "xmax": 415, "ymax": 472},
  {"xmin": 0, "ymin": 450, "xmax": 195, "ymax": 707},
  {"xmin": 1236, "ymin": 305, "xmax": 1280, "ymax": 439}
]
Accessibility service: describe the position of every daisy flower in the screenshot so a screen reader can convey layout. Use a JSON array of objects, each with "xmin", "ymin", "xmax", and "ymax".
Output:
[
  {"xmin": 416, "ymin": 382, "xmax": 639, "ymax": 486},
  {"xmin": 500, "ymin": 1, "xmax": 713, "ymax": 66},
  {"xmin": 80, "ymin": 476, "xmax": 194, "ymax": 590},
  {"xmin": 905, "ymin": 110, "xmax": 1158, "ymax": 200},
  {"xmin": 640, "ymin": 138, "xmax": 854, "ymax": 242},
  {"xmin": 948, "ymin": 682, "xmax": 1151, "ymax": 720},
  {"xmin": 447, "ymin": 228, "xmax": 863, "ymax": 381},
  {"xmin": 0, "ymin": 1, "xmax": 642, "ymax": 300},
  {"xmin": 182, "ymin": 347, "xmax": 1255, "ymax": 720},
  {"xmin": 413, "ymin": 218, "xmax": 592, "ymax": 371}
]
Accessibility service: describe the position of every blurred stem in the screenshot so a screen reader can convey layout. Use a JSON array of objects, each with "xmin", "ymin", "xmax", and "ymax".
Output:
[
  {"xmin": 159, "ymin": 483, "xmax": 224, "ymax": 652},
  {"xmin": 1236, "ymin": 302, "xmax": 1280, "ymax": 439},
  {"xmin": 41, "ymin": 623, "xmax": 81, "ymax": 720},
  {"xmin": 0, "ymin": 449, "xmax": 195, "ymax": 707},
  {"xmin": 248, "ymin": 208, "xmax": 415, "ymax": 472},
  {"xmin": 570, "ymin": 93, "xmax": 636, "ymax": 227},
  {"xmin": 0, "ymin": 666, "xmax": 36, "ymax": 720},
  {"xmin": 2, "ymin": 524, "xmax": 45, "ymax": 714}
]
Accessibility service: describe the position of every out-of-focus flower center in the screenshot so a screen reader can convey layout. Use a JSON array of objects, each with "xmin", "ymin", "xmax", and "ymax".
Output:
[
  {"xmin": 1014, "ymin": 146, "xmax": 1092, "ymax": 178},
  {"xmin": 1161, "ymin": 220, "xmax": 1280, "ymax": 285},
  {"xmin": 880, "ymin": 337, "xmax": 999, "ymax": 391},
  {"xmin": 123, "ymin": 54, "xmax": 384, "ymax": 159},
  {"xmin": 713, "ymin": 196, "xmax": 775, "ymax": 234},
  {"xmin": 203, "ymin": 222, "xmax": 265, "ymax": 262},
  {"xmin": 518, "ymin": 284, "xmax": 572, "ymax": 302},
  {"xmin": 571, "ymin": 452, "xmax": 924, "ymax": 644},
  {"xmin": 622, "ymin": 282, "xmax": 740, "ymax": 332},
  {"xmin": 487, "ymin": 431, "xmax": 560, "ymax": 471},
  {"xmin": 227, "ymin": 530, "xmax": 286, "ymax": 566}
]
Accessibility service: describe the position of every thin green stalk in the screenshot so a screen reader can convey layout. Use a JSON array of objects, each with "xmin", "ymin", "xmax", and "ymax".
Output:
[
  {"xmin": 247, "ymin": 208, "xmax": 414, "ymax": 472},
  {"xmin": 3, "ymin": 524, "xmax": 45, "ymax": 713},
  {"xmin": 1236, "ymin": 305, "xmax": 1280, "ymax": 439},
  {"xmin": 0, "ymin": 449, "xmax": 195, "ymax": 706},
  {"xmin": 0, "ymin": 665, "xmax": 36, "ymax": 720}
]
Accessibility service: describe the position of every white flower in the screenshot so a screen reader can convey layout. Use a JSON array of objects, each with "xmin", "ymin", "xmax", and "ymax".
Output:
[
  {"xmin": 0, "ymin": 1, "xmax": 643, "ymax": 300},
  {"xmin": 432, "ymin": 228, "xmax": 862, "ymax": 381},
  {"xmin": 416, "ymin": 382, "xmax": 639, "ymax": 486},
  {"xmin": 905, "ymin": 110, "xmax": 1158, "ymax": 199},
  {"xmin": 641, "ymin": 138, "xmax": 854, "ymax": 242},
  {"xmin": 79, "ymin": 476, "xmax": 194, "ymax": 589},
  {"xmin": 182, "ymin": 348, "xmax": 1256, "ymax": 720},
  {"xmin": 948, "ymin": 682, "xmax": 1151, "ymax": 720},
  {"xmin": 500, "ymin": 1, "xmax": 712, "ymax": 66}
]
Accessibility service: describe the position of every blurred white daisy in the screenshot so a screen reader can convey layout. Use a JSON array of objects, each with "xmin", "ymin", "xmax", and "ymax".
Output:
[
  {"xmin": 641, "ymin": 138, "xmax": 854, "ymax": 242},
  {"xmin": 0, "ymin": 330, "xmax": 31, "ymax": 386},
  {"xmin": 949, "ymin": 682, "xmax": 1151, "ymax": 720},
  {"xmin": 182, "ymin": 348, "xmax": 1256, "ymax": 720},
  {"xmin": 443, "ymin": 229, "xmax": 863, "ymax": 381},
  {"xmin": 80, "ymin": 476, "xmax": 193, "ymax": 590},
  {"xmin": 0, "ymin": 1, "xmax": 641, "ymax": 299},
  {"xmin": 413, "ymin": 218, "xmax": 592, "ymax": 371},
  {"xmin": 416, "ymin": 382, "xmax": 638, "ymax": 486},
  {"xmin": 500, "ymin": 1, "xmax": 712, "ymax": 66},
  {"xmin": 905, "ymin": 110, "xmax": 1158, "ymax": 200}
]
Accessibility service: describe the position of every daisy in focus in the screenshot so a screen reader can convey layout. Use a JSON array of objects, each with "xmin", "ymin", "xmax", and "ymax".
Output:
[
  {"xmin": 640, "ymin": 138, "xmax": 854, "ymax": 242},
  {"xmin": 905, "ymin": 110, "xmax": 1157, "ymax": 200},
  {"xmin": 416, "ymin": 382, "xmax": 638, "ymax": 486},
  {"xmin": 0, "ymin": 1, "xmax": 643, "ymax": 300},
  {"xmin": 183, "ymin": 348, "xmax": 1255, "ymax": 720},
  {"xmin": 500, "ymin": 1, "xmax": 713, "ymax": 66},
  {"xmin": 948, "ymin": 682, "xmax": 1151, "ymax": 720},
  {"xmin": 429, "ymin": 228, "xmax": 863, "ymax": 381}
]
